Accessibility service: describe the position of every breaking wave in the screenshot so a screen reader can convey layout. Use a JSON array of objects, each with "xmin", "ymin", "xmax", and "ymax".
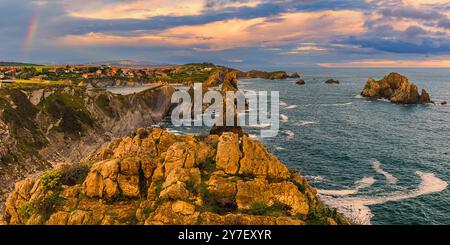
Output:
[{"xmin": 372, "ymin": 161, "xmax": 398, "ymax": 184}]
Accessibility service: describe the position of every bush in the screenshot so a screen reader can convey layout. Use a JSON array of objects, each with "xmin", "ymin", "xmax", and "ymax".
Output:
[
  {"xmin": 60, "ymin": 164, "xmax": 90, "ymax": 186},
  {"xmin": 18, "ymin": 202, "xmax": 37, "ymax": 220},
  {"xmin": 41, "ymin": 170, "xmax": 61, "ymax": 190}
]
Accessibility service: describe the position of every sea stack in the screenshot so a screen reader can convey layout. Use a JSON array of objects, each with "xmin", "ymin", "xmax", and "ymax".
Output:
[{"xmin": 361, "ymin": 72, "xmax": 433, "ymax": 104}]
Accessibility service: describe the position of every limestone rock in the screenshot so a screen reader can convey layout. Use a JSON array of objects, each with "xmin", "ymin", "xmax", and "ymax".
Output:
[
  {"xmin": 239, "ymin": 136, "xmax": 290, "ymax": 180},
  {"xmin": 45, "ymin": 211, "xmax": 70, "ymax": 225},
  {"xmin": 216, "ymin": 133, "xmax": 241, "ymax": 174}
]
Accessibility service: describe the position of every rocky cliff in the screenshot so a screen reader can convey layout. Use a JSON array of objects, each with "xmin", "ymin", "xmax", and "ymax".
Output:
[
  {"xmin": 361, "ymin": 72, "xmax": 433, "ymax": 104},
  {"xmin": 1, "ymin": 128, "xmax": 347, "ymax": 225},
  {"xmin": 0, "ymin": 85, "xmax": 175, "ymax": 204}
]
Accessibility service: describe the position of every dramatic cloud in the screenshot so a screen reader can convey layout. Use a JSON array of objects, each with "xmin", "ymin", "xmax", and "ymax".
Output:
[
  {"xmin": 56, "ymin": 10, "xmax": 366, "ymax": 51},
  {"xmin": 1, "ymin": 0, "xmax": 450, "ymax": 67}
]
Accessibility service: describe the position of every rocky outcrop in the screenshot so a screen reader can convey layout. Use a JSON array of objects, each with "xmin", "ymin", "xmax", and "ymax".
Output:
[
  {"xmin": 238, "ymin": 70, "xmax": 300, "ymax": 80},
  {"xmin": 442, "ymin": 101, "xmax": 448, "ymax": 105},
  {"xmin": 361, "ymin": 72, "xmax": 433, "ymax": 104},
  {"xmin": 0, "ymin": 85, "xmax": 175, "ymax": 204},
  {"xmin": 210, "ymin": 71, "xmax": 244, "ymax": 136},
  {"xmin": 2, "ymin": 129, "xmax": 348, "ymax": 225},
  {"xmin": 325, "ymin": 79, "xmax": 340, "ymax": 84},
  {"xmin": 296, "ymin": 80, "xmax": 305, "ymax": 85}
]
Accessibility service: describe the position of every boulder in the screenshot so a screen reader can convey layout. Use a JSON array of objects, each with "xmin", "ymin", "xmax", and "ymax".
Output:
[
  {"xmin": 296, "ymin": 79, "xmax": 305, "ymax": 85},
  {"xmin": 442, "ymin": 101, "xmax": 448, "ymax": 105}
]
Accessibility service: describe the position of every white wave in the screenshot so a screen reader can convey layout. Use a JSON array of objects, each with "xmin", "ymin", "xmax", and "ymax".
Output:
[
  {"xmin": 372, "ymin": 161, "xmax": 398, "ymax": 184},
  {"xmin": 249, "ymin": 134, "xmax": 258, "ymax": 138},
  {"xmin": 250, "ymin": 123, "xmax": 271, "ymax": 128},
  {"xmin": 318, "ymin": 177, "xmax": 375, "ymax": 196},
  {"xmin": 280, "ymin": 114, "xmax": 289, "ymax": 121},
  {"xmin": 320, "ymin": 171, "xmax": 448, "ymax": 225},
  {"xmin": 284, "ymin": 130, "xmax": 295, "ymax": 139},
  {"xmin": 293, "ymin": 120, "xmax": 318, "ymax": 126},
  {"xmin": 280, "ymin": 101, "xmax": 288, "ymax": 106},
  {"xmin": 329, "ymin": 102, "xmax": 353, "ymax": 106},
  {"xmin": 166, "ymin": 129, "xmax": 182, "ymax": 135},
  {"xmin": 285, "ymin": 105, "xmax": 298, "ymax": 109},
  {"xmin": 354, "ymin": 94, "xmax": 363, "ymax": 99},
  {"xmin": 275, "ymin": 146, "xmax": 285, "ymax": 151},
  {"xmin": 306, "ymin": 175, "xmax": 326, "ymax": 182}
]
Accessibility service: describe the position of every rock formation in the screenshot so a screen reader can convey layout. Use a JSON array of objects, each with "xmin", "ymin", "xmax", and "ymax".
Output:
[
  {"xmin": 0, "ymin": 85, "xmax": 175, "ymax": 204},
  {"xmin": 238, "ymin": 70, "xmax": 300, "ymax": 80},
  {"xmin": 325, "ymin": 79, "xmax": 340, "ymax": 84},
  {"xmin": 2, "ymin": 128, "xmax": 348, "ymax": 225},
  {"xmin": 361, "ymin": 72, "xmax": 433, "ymax": 104},
  {"xmin": 290, "ymin": 72, "xmax": 301, "ymax": 78},
  {"xmin": 210, "ymin": 71, "xmax": 244, "ymax": 136},
  {"xmin": 442, "ymin": 101, "xmax": 447, "ymax": 105},
  {"xmin": 296, "ymin": 80, "xmax": 306, "ymax": 85}
]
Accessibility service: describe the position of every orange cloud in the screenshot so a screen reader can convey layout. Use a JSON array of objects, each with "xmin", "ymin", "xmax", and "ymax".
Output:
[
  {"xmin": 67, "ymin": 0, "xmax": 205, "ymax": 19},
  {"xmin": 318, "ymin": 59, "xmax": 450, "ymax": 68},
  {"xmin": 56, "ymin": 10, "xmax": 366, "ymax": 51}
]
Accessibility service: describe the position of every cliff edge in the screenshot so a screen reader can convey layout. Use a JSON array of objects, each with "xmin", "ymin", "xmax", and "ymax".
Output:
[{"xmin": 2, "ymin": 128, "xmax": 348, "ymax": 225}]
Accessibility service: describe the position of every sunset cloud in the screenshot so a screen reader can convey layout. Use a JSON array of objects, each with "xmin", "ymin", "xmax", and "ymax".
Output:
[
  {"xmin": 57, "ymin": 10, "xmax": 365, "ymax": 51},
  {"xmin": 318, "ymin": 58, "xmax": 450, "ymax": 68}
]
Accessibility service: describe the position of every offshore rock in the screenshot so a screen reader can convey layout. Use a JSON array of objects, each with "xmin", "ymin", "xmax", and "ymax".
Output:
[{"xmin": 361, "ymin": 72, "xmax": 432, "ymax": 104}]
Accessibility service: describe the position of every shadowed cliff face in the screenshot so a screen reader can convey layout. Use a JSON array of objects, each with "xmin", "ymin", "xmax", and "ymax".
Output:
[
  {"xmin": 0, "ymin": 86, "xmax": 175, "ymax": 204},
  {"xmin": 2, "ymin": 128, "xmax": 348, "ymax": 225}
]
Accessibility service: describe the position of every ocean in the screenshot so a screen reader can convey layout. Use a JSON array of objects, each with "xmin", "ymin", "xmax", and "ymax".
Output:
[{"xmin": 110, "ymin": 68, "xmax": 450, "ymax": 225}]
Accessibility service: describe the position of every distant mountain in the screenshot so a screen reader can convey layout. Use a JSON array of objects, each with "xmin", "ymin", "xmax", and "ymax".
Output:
[
  {"xmin": 83, "ymin": 60, "xmax": 174, "ymax": 68},
  {"xmin": 0, "ymin": 62, "xmax": 41, "ymax": 66}
]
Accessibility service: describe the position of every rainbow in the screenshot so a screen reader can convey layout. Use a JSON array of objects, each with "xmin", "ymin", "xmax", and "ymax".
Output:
[{"xmin": 23, "ymin": 14, "xmax": 39, "ymax": 56}]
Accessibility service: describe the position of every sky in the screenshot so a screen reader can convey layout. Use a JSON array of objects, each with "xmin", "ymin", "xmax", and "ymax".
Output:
[{"xmin": 1, "ymin": 0, "xmax": 450, "ymax": 69}]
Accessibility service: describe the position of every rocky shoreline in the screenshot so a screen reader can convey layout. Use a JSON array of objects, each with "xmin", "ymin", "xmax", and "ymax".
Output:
[{"xmin": 1, "ymin": 128, "xmax": 348, "ymax": 225}]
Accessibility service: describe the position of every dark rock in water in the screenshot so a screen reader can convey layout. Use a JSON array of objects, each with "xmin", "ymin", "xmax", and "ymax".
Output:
[
  {"xmin": 296, "ymin": 79, "xmax": 305, "ymax": 85},
  {"xmin": 325, "ymin": 79, "xmax": 340, "ymax": 84},
  {"xmin": 442, "ymin": 101, "xmax": 448, "ymax": 105},
  {"xmin": 290, "ymin": 72, "xmax": 301, "ymax": 78},
  {"xmin": 361, "ymin": 72, "xmax": 433, "ymax": 104},
  {"xmin": 419, "ymin": 89, "xmax": 433, "ymax": 104}
]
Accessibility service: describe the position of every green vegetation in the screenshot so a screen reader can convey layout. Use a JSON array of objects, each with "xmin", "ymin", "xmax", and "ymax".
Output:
[
  {"xmin": 306, "ymin": 203, "xmax": 347, "ymax": 225},
  {"xmin": 18, "ymin": 201, "xmax": 37, "ymax": 220},
  {"xmin": 41, "ymin": 170, "xmax": 62, "ymax": 191},
  {"xmin": 245, "ymin": 202, "xmax": 291, "ymax": 216},
  {"xmin": 38, "ymin": 92, "xmax": 95, "ymax": 137}
]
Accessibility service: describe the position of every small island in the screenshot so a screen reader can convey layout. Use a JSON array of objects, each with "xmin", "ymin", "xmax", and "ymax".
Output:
[{"xmin": 361, "ymin": 72, "xmax": 433, "ymax": 104}]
